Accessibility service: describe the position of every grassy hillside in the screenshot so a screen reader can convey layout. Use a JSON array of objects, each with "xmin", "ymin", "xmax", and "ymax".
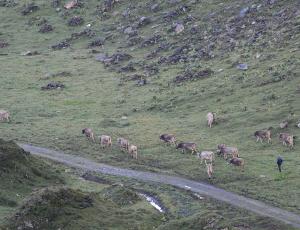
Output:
[{"xmin": 0, "ymin": 0, "xmax": 299, "ymax": 218}]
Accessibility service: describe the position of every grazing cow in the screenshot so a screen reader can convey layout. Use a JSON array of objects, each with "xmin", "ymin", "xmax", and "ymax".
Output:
[
  {"xmin": 128, "ymin": 144, "xmax": 138, "ymax": 159},
  {"xmin": 0, "ymin": 110, "xmax": 10, "ymax": 122},
  {"xmin": 176, "ymin": 142, "xmax": 197, "ymax": 154},
  {"xmin": 279, "ymin": 133, "xmax": 294, "ymax": 148},
  {"xmin": 297, "ymin": 122, "xmax": 300, "ymax": 128},
  {"xmin": 117, "ymin": 137, "xmax": 129, "ymax": 151},
  {"xmin": 206, "ymin": 112, "xmax": 214, "ymax": 128},
  {"xmin": 229, "ymin": 157, "xmax": 245, "ymax": 170},
  {"xmin": 279, "ymin": 121, "xmax": 288, "ymax": 129},
  {"xmin": 196, "ymin": 151, "xmax": 214, "ymax": 165},
  {"xmin": 277, "ymin": 156, "xmax": 283, "ymax": 173},
  {"xmin": 206, "ymin": 163, "xmax": 213, "ymax": 179},
  {"xmin": 82, "ymin": 128, "xmax": 95, "ymax": 142},
  {"xmin": 217, "ymin": 144, "xmax": 239, "ymax": 159},
  {"xmin": 99, "ymin": 135, "xmax": 112, "ymax": 148},
  {"xmin": 254, "ymin": 130, "xmax": 271, "ymax": 143},
  {"xmin": 159, "ymin": 134, "xmax": 176, "ymax": 145}
]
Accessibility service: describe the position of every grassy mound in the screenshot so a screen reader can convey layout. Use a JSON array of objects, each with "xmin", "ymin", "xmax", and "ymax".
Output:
[
  {"xmin": 5, "ymin": 185, "xmax": 163, "ymax": 230},
  {"xmin": 0, "ymin": 139, "xmax": 63, "ymax": 224}
]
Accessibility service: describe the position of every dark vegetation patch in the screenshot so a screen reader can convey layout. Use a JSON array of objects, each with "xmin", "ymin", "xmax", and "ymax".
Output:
[
  {"xmin": 173, "ymin": 68, "xmax": 214, "ymax": 84},
  {"xmin": 0, "ymin": 41, "xmax": 8, "ymax": 48}
]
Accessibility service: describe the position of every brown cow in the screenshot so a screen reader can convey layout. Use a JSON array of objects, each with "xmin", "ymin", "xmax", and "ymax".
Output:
[
  {"xmin": 82, "ymin": 128, "xmax": 95, "ymax": 142},
  {"xmin": 206, "ymin": 162, "xmax": 213, "ymax": 179},
  {"xmin": 159, "ymin": 134, "xmax": 176, "ymax": 145},
  {"xmin": 99, "ymin": 135, "xmax": 112, "ymax": 148},
  {"xmin": 0, "ymin": 110, "xmax": 10, "ymax": 122},
  {"xmin": 217, "ymin": 144, "xmax": 239, "ymax": 159},
  {"xmin": 229, "ymin": 157, "xmax": 245, "ymax": 170},
  {"xmin": 196, "ymin": 151, "xmax": 214, "ymax": 165},
  {"xmin": 254, "ymin": 130, "xmax": 271, "ymax": 143},
  {"xmin": 128, "ymin": 144, "xmax": 138, "ymax": 159},
  {"xmin": 279, "ymin": 133, "xmax": 294, "ymax": 148},
  {"xmin": 206, "ymin": 112, "xmax": 214, "ymax": 128},
  {"xmin": 117, "ymin": 137, "xmax": 129, "ymax": 151},
  {"xmin": 176, "ymin": 142, "xmax": 197, "ymax": 154}
]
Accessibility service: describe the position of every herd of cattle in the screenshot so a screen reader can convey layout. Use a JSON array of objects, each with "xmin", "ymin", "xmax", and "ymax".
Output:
[{"xmin": 0, "ymin": 109, "xmax": 298, "ymax": 178}]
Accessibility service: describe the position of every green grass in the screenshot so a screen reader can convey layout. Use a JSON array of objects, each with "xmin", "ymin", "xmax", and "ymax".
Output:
[{"xmin": 0, "ymin": 0, "xmax": 299, "ymax": 224}]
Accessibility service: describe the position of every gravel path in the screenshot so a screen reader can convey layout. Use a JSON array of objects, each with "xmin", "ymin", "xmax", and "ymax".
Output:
[{"xmin": 19, "ymin": 143, "xmax": 300, "ymax": 228}]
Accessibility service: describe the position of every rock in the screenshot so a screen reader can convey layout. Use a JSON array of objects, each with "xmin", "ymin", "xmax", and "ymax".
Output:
[
  {"xmin": 236, "ymin": 63, "xmax": 248, "ymax": 70},
  {"xmin": 173, "ymin": 69, "xmax": 214, "ymax": 84},
  {"xmin": 239, "ymin": 7, "xmax": 249, "ymax": 17},
  {"xmin": 41, "ymin": 82, "xmax": 65, "ymax": 90},
  {"xmin": 95, "ymin": 53, "xmax": 108, "ymax": 62},
  {"xmin": 70, "ymin": 28, "xmax": 96, "ymax": 40},
  {"xmin": 141, "ymin": 35, "xmax": 161, "ymax": 47},
  {"xmin": 88, "ymin": 38, "xmax": 105, "ymax": 47},
  {"xmin": 174, "ymin": 23, "xmax": 184, "ymax": 34},
  {"xmin": 21, "ymin": 50, "xmax": 40, "ymax": 56},
  {"xmin": 21, "ymin": 3, "xmax": 39, "ymax": 15},
  {"xmin": 68, "ymin": 16, "xmax": 84, "ymax": 26},
  {"xmin": 120, "ymin": 62, "xmax": 136, "ymax": 72},
  {"xmin": 0, "ymin": 40, "xmax": 8, "ymax": 48},
  {"xmin": 136, "ymin": 79, "xmax": 147, "ymax": 86},
  {"xmin": 51, "ymin": 40, "xmax": 70, "ymax": 50},
  {"xmin": 150, "ymin": 3, "xmax": 160, "ymax": 12},
  {"xmin": 51, "ymin": 0, "xmax": 60, "ymax": 8},
  {"xmin": 39, "ymin": 24, "xmax": 53, "ymax": 33},
  {"xmin": 96, "ymin": 52, "xmax": 132, "ymax": 65},
  {"xmin": 138, "ymin": 16, "xmax": 151, "ymax": 27},
  {"xmin": 0, "ymin": 0, "xmax": 17, "ymax": 7},
  {"xmin": 123, "ymin": 26, "xmax": 137, "ymax": 36}
]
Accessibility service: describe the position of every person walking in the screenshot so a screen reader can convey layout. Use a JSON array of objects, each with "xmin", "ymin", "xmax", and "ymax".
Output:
[{"xmin": 277, "ymin": 156, "xmax": 283, "ymax": 172}]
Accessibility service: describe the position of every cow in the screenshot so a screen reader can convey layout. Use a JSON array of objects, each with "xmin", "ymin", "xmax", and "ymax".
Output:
[
  {"xmin": 196, "ymin": 151, "xmax": 214, "ymax": 165},
  {"xmin": 297, "ymin": 122, "xmax": 300, "ymax": 128},
  {"xmin": 229, "ymin": 157, "xmax": 245, "ymax": 170},
  {"xmin": 117, "ymin": 137, "xmax": 129, "ymax": 151},
  {"xmin": 217, "ymin": 144, "xmax": 239, "ymax": 159},
  {"xmin": 0, "ymin": 110, "xmax": 10, "ymax": 122},
  {"xmin": 254, "ymin": 130, "xmax": 271, "ymax": 143},
  {"xmin": 279, "ymin": 121, "xmax": 288, "ymax": 129},
  {"xmin": 206, "ymin": 163, "xmax": 213, "ymax": 179},
  {"xmin": 128, "ymin": 144, "xmax": 138, "ymax": 159},
  {"xmin": 206, "ymin": 112, "xmax": 214, "ymax": 128},
  {"xmin": 99, "ymin": 135, "xmax": 112, "ymax": 148},
  {"xmin": 279, "ymin": 133, "xmax": 294, "ymax": 148},
  {"xmin": 82, "ymin": 128, "xmax": 95, "ymax": 142},
  {"xmin": 176, "ymin": 142, "xmax": 197, "ymax": 154},
  {"xmin": 159, "ymin": 134, "xmax": 176, "ymax": 145}
]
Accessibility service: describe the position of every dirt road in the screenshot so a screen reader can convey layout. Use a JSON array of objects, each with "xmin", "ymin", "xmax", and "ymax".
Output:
[{"xmin": 18, "ymin": 143, "xmax": 300, "ymax": 228}]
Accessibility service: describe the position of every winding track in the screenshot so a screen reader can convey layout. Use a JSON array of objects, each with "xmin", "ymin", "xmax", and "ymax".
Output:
[{"xmin": 18, "ymin": 143, "xmax": 300, "ymax": 228}]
